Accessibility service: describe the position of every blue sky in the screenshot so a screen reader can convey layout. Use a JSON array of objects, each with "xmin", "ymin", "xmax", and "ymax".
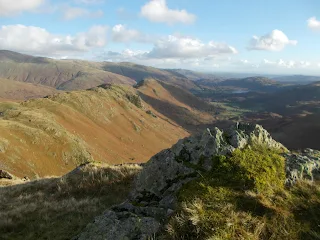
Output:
[{"xmin": 0, "ymin": 0, "xmax": 320, "ymax": 74}]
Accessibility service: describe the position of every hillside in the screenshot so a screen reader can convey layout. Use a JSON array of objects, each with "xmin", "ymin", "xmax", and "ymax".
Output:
[
  {"xmin": 0, "ymin": 78, "xmax": 58, "ymax": 100},
  {"xmin": 165, "ymin": 68, "xmax": 224, "ymax": 82},
  {"xmin": 257, "ymin": 113, "xmax": 320, "ymax": 150},
  {"xmin": 0, "ymin": 85, "xmax": 188, "ymax": 178},
  {"xmin": 136, "ymin": 79, "xmax": 218, "ymax": 132},
  {"xmin": 200, "ymin": 76, "xmax": 282, "ymax": 91},
  {"xmin": 0, "ymin": 50, "xmax": 135, "ymax": 91},
  {"xmin": 239, "ymin": 82, "xmax": 320, "ymax": 114},
  {"xmin": 102, "ymin": 62, "xmax": 200, "ymax": 90},
  {"xmin": 273, "ymin": 75, "xmax": 320, "ymax": 84},
  {"xmin": 0, "ymin": 51, "xmax": 204, "ymax": 93}
]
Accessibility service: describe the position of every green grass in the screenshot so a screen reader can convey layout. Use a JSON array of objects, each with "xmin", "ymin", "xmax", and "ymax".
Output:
[
  {"xmin": 0, "ymin": 163, "xmax": 142, "ymax": 240},
  {"xmin": 210, "ymin": 102, "xmax": 251, "ymax": 120},
  {"xmin": 165, "ymin": 146, "xmax": 320, "ymax": 240}
]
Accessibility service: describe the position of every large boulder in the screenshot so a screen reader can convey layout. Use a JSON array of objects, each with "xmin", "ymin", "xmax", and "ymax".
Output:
[{"xmin": 75, "ymin": 123, "xmax": 316, "ymax": 240}]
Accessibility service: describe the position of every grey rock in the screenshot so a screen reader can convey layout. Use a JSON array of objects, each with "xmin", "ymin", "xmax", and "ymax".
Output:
[
  {"xmin": 75, "ymin": 210, "xmax": 160, "ymax": 240},
  {"xmin": 284, "ymin": 150, "xmax": 320, "ymax": 185}
]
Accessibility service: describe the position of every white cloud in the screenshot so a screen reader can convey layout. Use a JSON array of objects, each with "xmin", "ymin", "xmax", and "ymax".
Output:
[
  {"xmin": 98, "ymin": 49, "xmax": 320, "ymax": 74},
  {"xmin": 0, "ymin": 0, "xmax": 44, "ymax": 16},
  {"xmin": 0, "ymin": 24, "xmax": 108, "ymax": 56},
  {"xmin": 228, "ymin": 58, "xmax": 318, "ymax": 74},
  {"xmin": 97, "ymin": 34, "xmax": 237, "ymax": 70},
  {"xmin": 307, "ymin": 17, "xmax": 320, "ymax": 30},
  {"xmin": 262, "ymin": 59, "xmax": 311, "ymax": 68},
  {"xmin": 140, "ymin": 0, "xmax": 196, "ymax": 25},
  {"xmin": 248, "ymin": 30, "xmax": 297, "ymax": 51},
  {"xmin": 99, "ymin": 50, "xmax": 212, "ymax": 69},
  {"xmin": 63, "ymin": 7, "xmax": 103, "ymax": 20},
  {"xmin": 147, "ymin": 35, "xmax": 237, "ymax": 58},
  {"xmin": 111, "ymin": 24, "xmax": 152, "ymax": 43},
  {"xmin": 102, "ymin": 49, "xmax": 148, "ymax": 62}
]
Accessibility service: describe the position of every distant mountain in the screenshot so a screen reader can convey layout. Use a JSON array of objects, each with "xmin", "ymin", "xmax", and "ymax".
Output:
[
  {"xmin": 273, "ymin": 75, "xmax": 320, "ymax": 84},
  {"xmin": 196, "ymin": 76, "xmax": 283, "ymax": 93},
  {"xmin": 0, "ymin": 50, "xmax": 49, "ymax": 63},
  {"xmin": 0, "ymin": 85, "xmax": 188, "ymax": 178},
  {"xmin": 102, "ymin": 62, "xmax": 200, "ymax": 91},
  {"xmin": 217, "ymin": 77, "xmax": 280, "ymax": 89},
  {"xmin": 165, "ymin": 69, "xmax": 225, "ymax": 82},
  {"xmin": 240, "ymin": 82, "xmax": 320, "ymax": 114},
  {"xmin": 0, "ymin": 50, "xmax": 136, "ymax": 91},
  {"xmin": 0, "ymin": 78, "xmax": 58, "ymax": 100},
  {"xmin": 0, "ymin": 50, "xmax": 201, "ymax": 93}
]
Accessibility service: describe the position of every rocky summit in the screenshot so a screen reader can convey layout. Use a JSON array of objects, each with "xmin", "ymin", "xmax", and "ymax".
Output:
[{"xmin": 75, "ymin": 123, "xmax": 320, "ymax": 240}]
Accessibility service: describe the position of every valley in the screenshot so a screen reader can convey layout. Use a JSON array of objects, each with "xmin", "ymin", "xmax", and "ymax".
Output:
[{"xmin": 1, "ymin": 1, "xmax": 320, "ymax": 239}]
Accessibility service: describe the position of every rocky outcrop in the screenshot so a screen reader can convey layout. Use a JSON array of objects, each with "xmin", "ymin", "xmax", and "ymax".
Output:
[
  {"xmin": 285, "ymin": 148, "xmax": 320, "ymax": 185},
  {"xmin": 75, "ymin": 123, "xmax": 318, "ymax": 240},
  {"xmin": 0, "ymin": 170, "xmax": 14, "ymax": 179}
]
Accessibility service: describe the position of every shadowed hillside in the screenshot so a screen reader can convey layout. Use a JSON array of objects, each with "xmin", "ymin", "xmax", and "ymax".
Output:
[
  {"xmin": 0, "ymin": 85, "xmax": 188, "ymax": 178},
  {"xmin": 233, "ymin": 82, "xmax": 320, "ymax": 150},
  {"xmin": 0, "ymin": 163, "xmax": 142, "ymax": 240},
  {"xmin": 0, "ymin": 78, "xmax": 58, "ymax": 100}
]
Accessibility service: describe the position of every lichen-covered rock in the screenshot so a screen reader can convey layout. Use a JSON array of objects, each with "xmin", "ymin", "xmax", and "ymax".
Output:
[
  {"xmin": 75, "ymin": 209, "xmax": 160, "ymax": 240},
  {"xmin": 75, "ymin": 123, "xmax": 312, "ymax": 239},
  {"xmin": 126, "ymin": 93, "xmax": 144, "ymax": 109},
  {"xmin": 284, "ymin": 149, "xmax": 320, "ymax": 185}
]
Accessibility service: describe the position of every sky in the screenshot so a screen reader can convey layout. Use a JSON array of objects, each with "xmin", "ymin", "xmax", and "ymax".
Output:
[{"xmin": 0, "ymin": 0, "xmax": 320, "ymax": 75}]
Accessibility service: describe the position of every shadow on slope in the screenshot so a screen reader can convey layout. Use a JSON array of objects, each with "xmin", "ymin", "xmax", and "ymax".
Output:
[{"xmin": 0, "ymin": 163, "xmax": 141, "ymax": 240}]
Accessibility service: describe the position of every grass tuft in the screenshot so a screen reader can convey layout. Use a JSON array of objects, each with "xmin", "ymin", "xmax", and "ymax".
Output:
[{"xmin": 166, "ymin": 146, "xmax": 320, "ymax": 240}]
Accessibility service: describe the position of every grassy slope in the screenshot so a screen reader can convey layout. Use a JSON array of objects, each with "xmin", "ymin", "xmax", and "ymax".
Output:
[
  {"xmin": 0, "ymin": 78, "xmax": 58, "ymax": 100},
  {"xmin": 136, "ymin": 79, "xmax": 217, "ymax": 133},
  {"xmin": 0, "ymin": 163, "xmax": 142, "ymax": 240},
  {"xmin": 0, "ymin": 85, "xmax": 188, "ymax": 178}
]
